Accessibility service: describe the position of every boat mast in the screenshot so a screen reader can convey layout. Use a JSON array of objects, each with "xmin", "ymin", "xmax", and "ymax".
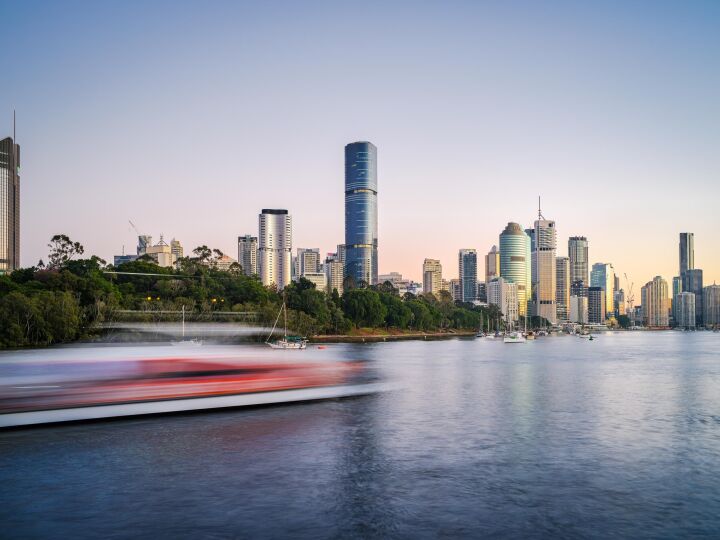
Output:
[{"xmin": 182, "ymin": 305, "xmax": 185, "ymax": 338}]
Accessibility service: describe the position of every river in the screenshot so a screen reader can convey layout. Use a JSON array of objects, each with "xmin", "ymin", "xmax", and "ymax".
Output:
[{"xmin": 1, "ymin": 332, "xmax": 719, "ymax": 538}]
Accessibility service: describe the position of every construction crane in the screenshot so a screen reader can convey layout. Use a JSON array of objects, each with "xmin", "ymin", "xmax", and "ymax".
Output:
[
  {"xmin": 624, "ymin": 273, "xmax": 635, "ymax": 315},
  {"xmin": 128, "ymin": 220, "xmax": 141, "ymax": 236}
]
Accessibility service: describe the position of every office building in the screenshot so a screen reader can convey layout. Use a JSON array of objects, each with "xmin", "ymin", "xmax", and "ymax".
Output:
[
  {"xmin": 569, "ymin": 295, "xmax": 589, "ymax": 324},
  {"xmin": 449, "ymin": 279, "xmax": 461, "ymax": 302},
  {"xmin": 671, "ymin": 276, "xmax": 683, "ymax": 324},
  {"xmin": 137, "ymin": 235, "xmax": 152, "ymax": 256},
  {"xmin": 487, "ymin": 277, "xmax": 518, "ymax": 323},
  {"xmin": 237, "ymin": 235, "xmax": 258, "ymax": 276},
  {"xmin": 215, "ymin": 254, "xmax": 238, "ymax": 271},
  {"xmin": 568, "ymin": 236, "xmax": 589, "ymax": 286},
  {"xmin": 0, "ymin": 133, "xmax": 20, "ymax": 275},
  {"xmin": 485, "ymin": 245, "xmax": 500, "ymax": 285},
  {"xmin": 703, "ymin": 284, "xmax": 720, "ymax": 327},
  {"xmin": 113, "ymin": 254, "xmax": 138, "ymax": 266},
  {"xmin": 259, "ymin": 209, "xmax": 292, "ymax": 289},
  {"xmin": 587, "ymin": 287, "xmax": 606, "ymax": 324},
  {"xmin": 423, "ymin": 258, "xmax": 442, "ymax": 297},
  {"xmin": 641, "ymin": 276, "xmax": 669, "ymax": 328},
  {"xmin": 528, "ymin": 206, "xmax": 557, "ymax": 324},
  {"xmin": 682, "ymin": 269, "xmax": 704, "ymax": 327},
  {"xmin": 302, "ymin": 272, "xmax": 327, "ymax": 292},
  {"xmin": 326, "ymin": 256, "xmax": 344, "ymax": 294},
  {"xmin": 499, "ymin": 222, "xmax": 531, "ymax": 316},
  {"xmin": 295, "ymin": 248, "xmax": 321, "ymax": 278},
  {"xmin": 379, "ymin": 272, "xmax": 403, "ymax": 286},
  {"xmin": 679, "ymin": 232, "xmax": 694, "ymax": 275},
  {"xmin": 344, "ymin": 141, "xmax": 378, "ymax": 286},
  {"xmin": 675, "ymin": 292, "xmax": 696, "ymax": 329},
  {"xmin": 556, "ymin": 256, "xmax": 570, "ymax": 321},
  {"xmin": 459, "ymin": 249, "xmax": 478, "ymax": 303},
  {"xmin": 477, "ymin": 281, "xmax": 487, "ymax": 303},
  {"xmin": 170, "ymin": 239, "xmax": 183, "ymax": 261},
  {"xmin": 591, "ymin": 263, "xmax": 615, "ymax": 320},
  {"xmin": 142, "ymin": 236, "xmax": 176, "ymax": 267}
]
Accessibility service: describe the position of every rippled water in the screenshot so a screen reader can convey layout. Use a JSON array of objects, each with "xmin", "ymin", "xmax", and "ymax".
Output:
[{"xmin": 2, "ymin": 332, "xmax": 720, "ymax": 538}]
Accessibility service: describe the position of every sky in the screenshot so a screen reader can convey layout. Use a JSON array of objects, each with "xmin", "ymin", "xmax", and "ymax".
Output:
[{"xmin": 1, "ymin": 0, "xmax": 719, "ymax": 288}]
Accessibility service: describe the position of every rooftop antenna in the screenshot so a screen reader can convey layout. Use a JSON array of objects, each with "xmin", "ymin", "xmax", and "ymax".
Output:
[
  {"xmin": 538, "ymin": 195, "xmax": 545, "ymax": 220},
  {"xmin": 13, "ymin": 109, "xmax": 16, "ymax": 142}
]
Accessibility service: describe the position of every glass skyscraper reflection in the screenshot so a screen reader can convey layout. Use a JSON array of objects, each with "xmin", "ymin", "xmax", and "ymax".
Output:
[{"xmin": 344, "ymin": 141, "xmax": 378, "ymax": 286}]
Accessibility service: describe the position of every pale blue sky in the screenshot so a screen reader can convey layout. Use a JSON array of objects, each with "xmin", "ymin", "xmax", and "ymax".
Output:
[{"xmin": 1, "ymin": 0, "xmax": 719, "ymax": 285}]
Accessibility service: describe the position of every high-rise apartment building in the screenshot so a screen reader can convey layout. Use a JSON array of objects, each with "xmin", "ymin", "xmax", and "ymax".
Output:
[
  {"xmin": 487, "ymin": 277, "xmax": 518, "ymax": 323},
  {"xmin": 703, "ymin": 284, "xmax": 720, "ymax": 327},
  {"xmin": 641, "ymin": 276, "xmax": 669, "ymax": 327},
  {"xmin": 569, "ymin": 295, "xmax": 589, "ymax": 324},
  {"xmin": 459, "ymin": 249, "xmax": 478, "ymax": 303},
  {"xmin": 0, "ymin": 134, "xmax": 20, "ymax": 275},
  {"xmin": 587, "ymin": 287, "xmax": 606, "ymax": 324},
  {"xmin": 682, "ymin": 269, "xmax": 704, "ymax": 327},
  {"xmin": 671, "ymin": 276, "xmax": 682, "ymax": 324},
  {"xmin": 422, "ymin": 259, "xmax": 442, "ymax": 297},
  {"xmin": 675, "ymin": 292, "xmax": 696, "ymax": 329},
  {"xmin": 568, "ymin": 236, "xmax": 589, "ymax": 286},
  {"xmin": 325, "ymin": 256, "xmax": 344, "ymax": 295},
  {"xmin": 485, "ymin": 245, "xmax": 500, "ymax": 286},
  {"xmin": 237, "ymin": 235, "xmax": 258, "ymax": 276},
  {"xmin": 679, "ymin": 232, "xmax": 694, "ymax": 275},
  {"xmin": 590, "ymin": 263, "xmax": 615, "ymax": 320},
  {"xmin": 499, "ymin": 223, "xmax": 531, "ymax": 316},
  {"xmin": 528, "ymin": 207, "xmax": 557, "ymax": 324},
  {"xmin": 170, "ymin": 239, "xmax": 183, "ymax": 260},
  {"xmin": 449, "ymin": 278, "xmax": 461, "ymax": 302},
  {"xmin": 258, "ymin": 209, "xmax": 292, "ymax": 289},
  {"xmin": 344, "ymin": 141, "xmax": 378, "ymax": 286},
  {"xmin": 556, "ymin": 256, "xmax": 570, "ymax": 321}
]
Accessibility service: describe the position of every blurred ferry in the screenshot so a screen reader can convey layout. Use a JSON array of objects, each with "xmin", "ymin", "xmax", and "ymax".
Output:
[{"xmin": 0, "ymin": 346, "xmax": 376, "ymax": 428}]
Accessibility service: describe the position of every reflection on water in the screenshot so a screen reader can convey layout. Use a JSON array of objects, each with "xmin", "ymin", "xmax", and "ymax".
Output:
[{"xmin": 2, "ymin": 333, "xmax": 720, "ymax": 538}]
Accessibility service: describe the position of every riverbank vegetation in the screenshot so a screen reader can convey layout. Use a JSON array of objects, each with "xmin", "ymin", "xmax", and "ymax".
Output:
[{"xmin": 0, "ymin": 235, "xmax": 510, "ymax": 348}]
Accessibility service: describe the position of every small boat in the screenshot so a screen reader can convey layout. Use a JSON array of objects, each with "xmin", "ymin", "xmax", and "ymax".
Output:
[
  {"xmin": 504, "ymin": 331, "xmax": 526, "ymax": 344},
  {"xmin": 172, "ymin": 306, "xmax": 203, "ymax": 346},
  {"xmin": 266, "ymin": 302, "xmax": 308, "ymax": 350},
  {"xmin": 525, "ymin": 331, "xmax": 536, "ymax": 340}
]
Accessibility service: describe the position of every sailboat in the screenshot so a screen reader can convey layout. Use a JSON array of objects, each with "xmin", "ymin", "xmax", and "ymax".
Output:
[
  {"xmin": 503, "ymin": 300, "xmax": 526, "ymax": 343},
  {"xmin": 172, "ymin": 306, "xmax": 203, "ymax": 346},
  {"xmin": 266, "ymin": 302, "xmax": 308, "ymax": 349}
]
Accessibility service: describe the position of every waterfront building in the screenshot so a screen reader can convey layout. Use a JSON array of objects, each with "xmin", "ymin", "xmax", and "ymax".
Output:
[
  {"xmin": 682, "ymin": 269, "xmax": 704, "ymax": 327},
  {"xmin": 295, "ymin": 248, "xmax": 321, "ymax": 278},
  {"xmin": 675, "ymin": 292, "xmax": 696, "ymax": 329},
  {"xmin": 423, "ymin": 258, "xmax": 442, "ymax": 297},
  {"xmin": 587, "ymin": 287, "xmax": 606, "ymax": 324},
  {"xmin": 487, "ymin": 277, "xmax": 518, "ymax": 323},
  {"xmin": 477, "ymin": 281, "xmax": 487, "ymax": 303},
  {"xmin": 614, "ymin": 289, "xmax": 625, "ymax": 316},
  {"xmin": 259, "ymin": 209, "xmax": 292, "ymax": 289},
  {"xmin": 499, "ymin": 223, "xmax": 531, "ymax": 316},
  {"xmin": 325, "ymin": 257, "xmax": 344, "ymax": 294},
  {"xmin": 0, "ymin": 134, "xmax": 20, "ymax": 275},
  {"xmin": 459, "ymin": 249, "xmax": 478, "ymax": 303},
  {"xmin": 344, "ymin": 141, "xmax": 378, "ymax": 286},
  {"xmin": 237, "ymin": 235, "xmax": 258, "ymax": 276},
  {"xmin": 703, "ymin": 284, "xmax": 720, "ymax": 327},
  {"xmin": 170, "ymin": 239, "xmax": 183, "ymax": 261},
  {"xmin": 569, "ymin": 295, "xmax": 589, "ymax": 324},
  {"xmin": 302, "ymin": 272, "xmax": 327, "ymax": 292},
  {"xmin": 679, "ymin": 232, "xmax": 694, "ymax": 275},
  {"xmin": 641, "ymin": 276, "xmax": 669, "ymax": 328},
  {"xmin": 568, "ymin": 236, "xmax": 589, "ymax": 286},
  {"xmin": 485, "ymin": 245, "xmax": 500, "ymax": 285},
  {"xmin": 590, "ymin": 263, "xmax": 615, "ymax": 320},
  {"xmin": 570, "ymin": 279, "xmax": 588, "ymax": 298},
  {"xmin": 556, "ymin": 256, "xmax": 570, "ymax": 321},
  {"xmin": 527, "ymin": 207, "xmax": 557, "ymax": 324}
]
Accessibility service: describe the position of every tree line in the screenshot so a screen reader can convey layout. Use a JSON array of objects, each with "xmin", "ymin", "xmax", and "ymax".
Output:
[{"xmin": 0, "ymin": 235, "xmax": 510, "ymax": 348}]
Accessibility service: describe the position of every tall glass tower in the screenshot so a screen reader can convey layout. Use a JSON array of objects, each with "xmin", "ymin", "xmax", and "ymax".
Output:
[
  {"xmin": 499, "ymin": 223, "xmax": 531, "ymax": 316},
  {"xmin": 344, "ymin": 141, "xmax": 378, "ymax": 286},
  {"xmin": 0, "ymin": 135, "xmax": 20, "ymax": 275},
  {"xmin": 568, "ymin": 236, "xmax": 589, "ymax": 286},
  {"xmin": 679, "ymin": 232, "xmax": 694, "ymax": 275},
  {"xmin": 458, "ymin": 249, "xmax": 478, "ymax": 303}
]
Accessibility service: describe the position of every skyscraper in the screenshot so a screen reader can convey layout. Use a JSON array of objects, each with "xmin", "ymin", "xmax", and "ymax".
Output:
[
  {"xmin": 671, "ymin": 276, "xmax": 682, "ymax": 324},
  {"xmin": 422, "ymin": 258, "xmax": 442, "ymax": 297},
  {"xmin": 556, "ymin": 256, "xmax": 570, "ymax": 321},
  {"xmin": 641, "ymin": 276, "xmax": 669, "ymax": 327},
  {"xmin": 344, "ymin": 141, "xmax": 378, "ymax": 286},
  {"xmin": 682, "ymin": 269, "xmax": 704, "ymax": 327},
  {"xmin": 295, "ymin": 248, "xmax": 320, "ymax": 278},
  {"xmin": 675, "ymin": 292, "xmax": 696, "ymax": 329},
  {"xmin": 703, "ymin": 284, "xmax": 720, "ymax": 327},
  {"xmin": 679, "ymin": 232, "xmax": 694, "ymax": 275},
  {"xmin": 258, "ymin": 209, "xmax": 292, "ymax": 289},
  {"xmin": 528, "ymin": 204, "xmax": 557, "ymax": 324},
  {"xmin": 499, "ymin": 223, "xmax": 531, "ymax": 316},
  {"xmin": 568, "ymin": 236, "xmax": 589, "ymax": 286},
  {"xmin": 0, "ymin": 131, "xmax": 20, "ymax": 275},
  {"xmin": 237, "ymin": 235, "xmax": 258, "ymax": 276},
  {"xmin": 459, "ymin": 249, "xmax": 478, "ymax": 303},
  {"xmin": 485, "ymin": 245, "xmax": 500, "ymax": 286},
  {"xmin": 587, "ymin": 287, "xmax": 606, "ymax": 324},
  {"xmin": 487, "ymin": 277, "xmax": 518, "ymax": 322},
  {"xmin": 590, "ymin": 263, "xmax": 615, "ymax": 320}
]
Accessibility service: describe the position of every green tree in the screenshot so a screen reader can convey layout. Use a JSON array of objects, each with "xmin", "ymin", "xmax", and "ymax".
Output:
[
  {"xmin": 47, "ymin": 234, "xmax": 84, "ymax": 270},
  {"xmin": 342, "ymin": 289, "xmax": 387, "ymax": 327}
]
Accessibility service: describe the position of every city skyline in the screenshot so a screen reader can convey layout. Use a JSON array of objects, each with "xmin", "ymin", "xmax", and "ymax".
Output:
[{"xmin": 1, "ymin": 1, "xmax": 719, "ymax": 285}]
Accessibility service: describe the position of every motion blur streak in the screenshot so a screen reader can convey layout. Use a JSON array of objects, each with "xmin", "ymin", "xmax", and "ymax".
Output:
[{"xmin": 0, "ymin": 345, "xmax": 374, "ymax": 427}]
